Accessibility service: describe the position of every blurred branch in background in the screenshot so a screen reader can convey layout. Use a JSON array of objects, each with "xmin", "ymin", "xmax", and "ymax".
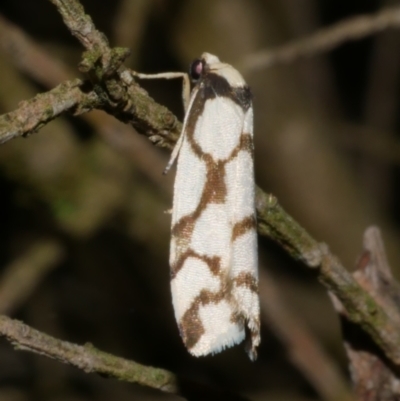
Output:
[
  {"xmin": 0, "ymin": 241, "xmax": 63, "ymax": 315},
  {"xmin": 241, "ymin": 5, "xmax": 400, "ymax": 72}
]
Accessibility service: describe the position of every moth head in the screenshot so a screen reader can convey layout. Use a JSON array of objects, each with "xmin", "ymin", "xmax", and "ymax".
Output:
[
  {"xmin": 190, "ymin": 52, "xmax": 246, "ymax": 88},
  {"xmin": 189, "ymin": 53, "xmax": 221, "ymax": 83}
]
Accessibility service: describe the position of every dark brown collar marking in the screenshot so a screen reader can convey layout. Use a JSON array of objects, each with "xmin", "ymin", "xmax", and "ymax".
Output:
[{"xmin": 201, "ymin": 73, "xmax": 252, "ymax": 111}]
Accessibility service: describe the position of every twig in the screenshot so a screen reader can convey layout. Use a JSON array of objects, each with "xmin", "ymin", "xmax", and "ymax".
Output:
[
  {"xmin": 0, "ymin": 241, "xmax": 64, "ymax": 315},
  {"xmin": 47, "ymin": 0, "xmax": 181, "ymax": 150},
  {"xmin": 240, "ymin": 5, "xmax": 400, "ymax": 72},
  {"xmin": 47, "ymin": 0, "xmax": 110, "ymax": 54},
  {"xmin": 0, "ymin": 79, "xmax": 100, "ymax": 144},
  {"xmin": 0, "ymin": 314, "xmax": 178, "ymax": 392},
  {"xmin": 331, "ymin": 227, "xmax": 400, "ymax": 400},
  {"xmin": 0, "ymin": 314, "xmax": 249, "ymax": 399},
  {"xmin": 0, "ymin": 1, "xmax": 181, "ymax": 150},
  {"xmin": 256, "ymin": 191, "xmax": 400, "ymax": 366}
]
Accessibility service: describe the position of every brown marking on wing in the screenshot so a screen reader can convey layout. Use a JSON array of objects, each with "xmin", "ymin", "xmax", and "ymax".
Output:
[
  {"xmin": 171, "ymin": 131, "xmax": 253, "ymax": 242},
  {"xmin": 233, "ymin": 271, "xmax": 258, "ymax": 294},
  {"xmin": 184, "ymin": 91, "xmax": 207, "ymax": 159},
  {"xmin": 171, "ymin": 157, "xmax": 227, "ymax": 242},
  {"xmin": 179, "ymin": 288, "xmax": 227, "ymax": 350},
  {"xmin": 232, "ymin": 215, "xmax": 257, "ymax": 242},
  {"xmin": 227, "ymin": 132, "xmax": 253, "ymax": 162},
  {"xmin": 171, "ymin": 249, "xmax": 221, "ymax": 279}
]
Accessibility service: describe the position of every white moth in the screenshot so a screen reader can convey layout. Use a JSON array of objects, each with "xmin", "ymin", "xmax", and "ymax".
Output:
[{"xmin": 135, "ymin": 53, "xmax": 260, "ymax": 360}]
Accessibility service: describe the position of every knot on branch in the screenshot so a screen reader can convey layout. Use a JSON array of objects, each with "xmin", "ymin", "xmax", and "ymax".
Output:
[
  {"xmin": 78, "ymin": 47, "xmax": 131, "ymax": 111},
  {"xmin": 302, "ymin": 242, "xmax": 329, "ymax": 268},
  {"xmin": 79, "ymin": 47, "xmax": 130, "ymax": 81}
]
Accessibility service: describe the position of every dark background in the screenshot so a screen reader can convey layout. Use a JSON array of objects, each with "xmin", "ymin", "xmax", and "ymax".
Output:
[{"xmin": 0, "ymin": 0, "xmax": 399, "ymax": 400}]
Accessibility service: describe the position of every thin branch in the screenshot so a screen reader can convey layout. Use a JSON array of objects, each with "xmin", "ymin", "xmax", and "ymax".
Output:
[
  {"xmin": 240, "ymin": 5, "xmax": 400, "ymax": 72},
  {"xmin": 331, "ymin": 227, "xmax": 400, "ymax": 400},
  {"xmin": 256, "ymin": 191, "xmax": 400, "ymax": 366},
  {"xmin": 47, "ymin": 0, "xmax": 181, "ymax": 150},
  {"xmin": 0, "ymin": 314, "xmax": 249, "ymax": 399},
  {"xmin": 0, "ymin": 79, "xmax": 100, "ymax": 144},
  {"xmin": 0, "ymin": 314, "xmax": 178, "ymax": 392}
]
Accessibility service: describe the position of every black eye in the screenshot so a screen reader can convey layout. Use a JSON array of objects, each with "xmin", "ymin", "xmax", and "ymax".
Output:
[{"xmin": 189, "ymin": 58, "xmax": 204, "ymax": 81}]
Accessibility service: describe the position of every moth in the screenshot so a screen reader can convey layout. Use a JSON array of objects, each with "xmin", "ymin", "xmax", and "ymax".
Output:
[{"xmin": 135, "ymin": 53, "xmax": 260, "ymax": 360}]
